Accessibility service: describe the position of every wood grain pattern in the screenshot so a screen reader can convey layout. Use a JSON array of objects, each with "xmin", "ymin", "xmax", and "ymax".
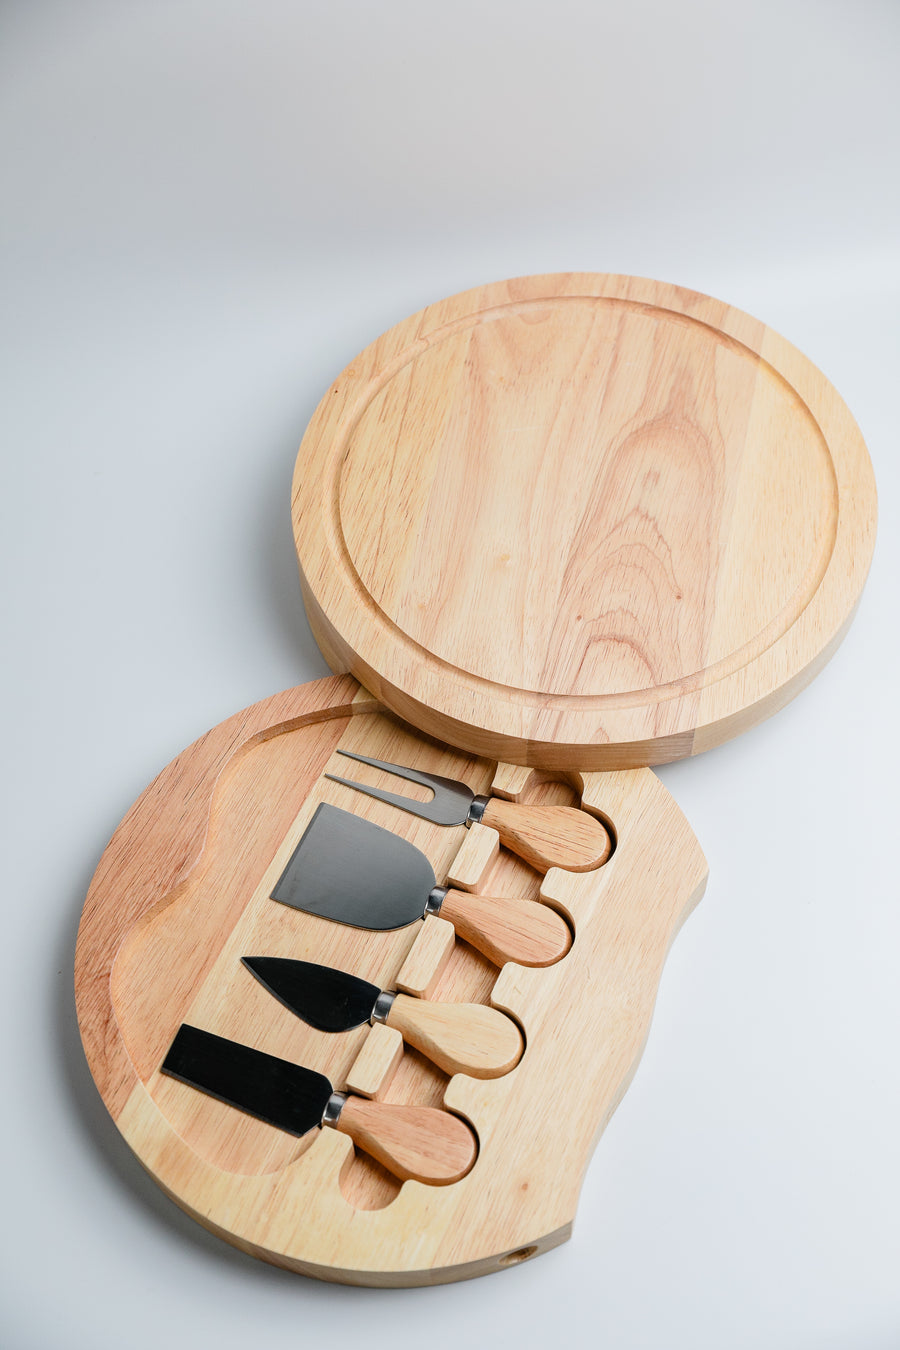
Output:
[
  {"xmin": 292, "ymin": 273, "xmax": 876, "ymax": 769},
  {"xmin": 334, "ymin": 1096, "xmax": 477, "ymax": 1185},
  {"xmin": 446, "ymin": 822, "xmax": 500, "ymax": 889},
  {"xmin": 480, "ymin": 797, "xmax": 611, "ymax": 871},
  {"xmin": 385, "ymin": 993, "xmax": 524, "ymax": 1078},
  {"xmin": 76, "ymin": 676, "xmax": 708, "ymax": 1284},
  {"xmin": 75, "ymin": 674, "xmax": 374, "ymax": 1119},
  {"xmin": 395, "ymin": 914, "xmax": 456, "ymax": 997},
  {"xmin": 344, "ymin": 1023, "xmax": 404, "ymax": 1100},
  {"xmin": 438, "ymin": 888, "xmax": 572, "ymax": 968}
]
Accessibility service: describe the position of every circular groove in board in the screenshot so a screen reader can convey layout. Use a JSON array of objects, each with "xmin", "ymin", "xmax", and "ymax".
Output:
[
  {"xmin": 336, "ymin": 299, "xmax": 838, "ymax": 698},
  {"xmin": 293, "ymin": 273, "xmax": 876, "ymax": 768}
]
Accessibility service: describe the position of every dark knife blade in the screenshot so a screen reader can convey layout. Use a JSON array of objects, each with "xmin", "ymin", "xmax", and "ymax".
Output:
[
  {"xmin": 161, "ymin": 1025, "xmax": 333, "ymax": 1137},
  {"xmin": 267, "ymin": 801, "xmax": 573, "ymax": 968},
  {"xmin": 242, "ymin": 956, "xmax": 380, "ymax": 1034},
  {"xmin": 270, "ymin": 802, "xmax": 437, "ymax": 930},
  {"xmin": 161, "ymin": 1025, "xmax": 479, "ymax": 1184}
]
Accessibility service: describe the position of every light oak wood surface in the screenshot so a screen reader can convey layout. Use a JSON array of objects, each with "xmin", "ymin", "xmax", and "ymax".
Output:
[
  {"xmin": 385, "ymin": 993, "xmax": 523, "ymax": 1079},
  {"xmin": 75, "ymin": 676, "xmax": 707, "ymax": 1284},
  {"xmin": 292, "ymin": 273, "xmax": 876, "ymax": 769},
  {"xmin": 480, "ymin": 797, "xmax": 611, "ymax": 870},
  {"xmin": 333, "ymin": 1096, "xmax": 477, "ymax": 1185},
  {"xmin": 437, "ymin": 888, "xmax": 571, "ymax": 968},
  {"xmin": 344, "ymin": 1023, "xmax": 404, "ymax": 1099}
]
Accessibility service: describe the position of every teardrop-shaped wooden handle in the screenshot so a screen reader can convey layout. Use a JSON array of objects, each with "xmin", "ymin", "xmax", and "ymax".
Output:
[
  {"xmin": 335, "ymin": 1096, "xmax": 477, "ymax": 1185},
  {"xmin": 437, "ymin": 890, "xmax": 572, "ymax": 968},
  {"xmin": 480, "ymin": 798, "xmax": 612, "ymax": 872},
  {"xmin": 386, "ymin": 992, "xmax": 523, "ymax": 1078}
]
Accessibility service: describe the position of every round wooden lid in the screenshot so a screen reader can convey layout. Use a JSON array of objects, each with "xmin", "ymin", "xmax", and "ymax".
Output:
[{"xmin": 292, "ymin": 273, "xmax": 876, "ymax": 769}]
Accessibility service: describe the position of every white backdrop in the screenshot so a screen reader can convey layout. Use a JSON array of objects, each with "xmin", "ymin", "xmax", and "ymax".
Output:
[{"xmin": 2, "ymin": 3, "xmax": 898, "ymax": 1347}]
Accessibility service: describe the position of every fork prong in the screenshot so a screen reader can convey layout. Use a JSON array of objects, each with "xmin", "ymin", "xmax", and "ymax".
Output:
[
  {"xmin": 323, "ymin": 773, "xmax": 444, "ymax": 822},
  {"xmin": 326, "ymin": 750, "xmax": 474, "ymax": 827},
  {"xmin": 334, "ymin": 750, "xmax": 442, "ymax": 793}
]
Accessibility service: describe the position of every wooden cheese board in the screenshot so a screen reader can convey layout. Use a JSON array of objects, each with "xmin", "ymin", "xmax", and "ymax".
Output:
[
  {"xmin": 75, "ymin": 676, "xmax": 706, "ymax": 1282},
  {"xmin": 76, "ymin": 273, "xmax": 876, "ymax": 1285},
  {"xmin": 293, "ymin": 272, "xmax": 875, "ymax": 768}
]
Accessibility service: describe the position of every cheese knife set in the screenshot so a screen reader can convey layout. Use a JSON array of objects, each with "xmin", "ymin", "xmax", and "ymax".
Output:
[{"xmin": 75, "ymin": 273, "xmax": 876, "ymax": 1285}]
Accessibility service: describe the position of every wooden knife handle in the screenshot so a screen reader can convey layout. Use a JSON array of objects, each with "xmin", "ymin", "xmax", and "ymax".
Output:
[
  {"xmin": 386, "ymin": 992, "xmax": 523, "ymax": 1079},
  {"xmin": 335, "ymin": 1096, "xmax": 477, "ymax": 1185},
  {"xmin": 480, "ymin": 798, "xmax": 612, "ymax": 872},
  {"xmin": 438, "ymin": 889, "xmax": 572, "ymax": 968}
]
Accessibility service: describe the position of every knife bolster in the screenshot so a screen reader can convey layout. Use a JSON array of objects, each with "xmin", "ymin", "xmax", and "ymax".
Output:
[
  {"xmin": 424, "ymin": 885, "xmax": 447, "ymax": 917},
  {"xmin": 467, "ymin": 795, "xmax": 490, "ymax": 825},
  {"xmin": 322, "ymin": 1091, "xmax": 347, "ymax": 1129},
  {"xmin": 370, "ymin": 990, "xmax": 396, "ymax": 1025}
]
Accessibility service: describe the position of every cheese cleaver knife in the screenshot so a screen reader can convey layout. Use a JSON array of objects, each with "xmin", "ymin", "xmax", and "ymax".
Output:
[
  {"xmin": 161, "ymin": 1024, "xmax": 477, "ymax": 1184},
  {"xmin": 270, "ymin": 803, "xmax": 571, "ymax": 968},
  {"xmin": 242, "ymin": 956, "xmax": 523, "ymax": 1078}
]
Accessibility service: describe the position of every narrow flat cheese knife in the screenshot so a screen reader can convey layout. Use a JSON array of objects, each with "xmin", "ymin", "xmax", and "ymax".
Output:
[
  {"xmin": 161, "ymin": 1024, "xmax": 477, "ymax": 1185},
  {"xmin": 271, "ymin": 803, "xmax": 571, "ymax": 968},
  {"xmin": 242, "ymin": 956, "xmax": 523, "ymax": 1079},
  {"xmin": 326, "ymin": 749, "xmax": 611, "ymax": 872}
]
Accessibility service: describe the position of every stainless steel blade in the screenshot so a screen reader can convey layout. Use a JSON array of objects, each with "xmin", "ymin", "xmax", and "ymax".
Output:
[
  {"xmin": 242, "ymin": 956, "xmax": 380, "ymax": 1033},
  {"xmin": 325, "ymin": 749, "xmax": 475, "ymax": 826},
  {"xmin": 160, "ymin": 1025, "xmax": 332, "ymax": 1137},
  {"xmin": 270, "ymin": 802, "xmax": 438, "ymax": 930}
]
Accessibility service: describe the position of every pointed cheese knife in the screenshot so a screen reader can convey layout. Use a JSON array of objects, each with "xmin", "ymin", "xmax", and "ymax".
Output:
[
  {"xmin": 326, "ymin": 749, "xmax": 612, "ymax": 872},
  {"xmin": 242, "ymin": 956, "xmax": 523, "ymax": 1079},
  {"xmin": 271, "ymin": 804, "xmax": 571, "ymax": 968},
  {"xmin": 161, "ymin": 1024, "xmax": 477, "ymax": 1185}
]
